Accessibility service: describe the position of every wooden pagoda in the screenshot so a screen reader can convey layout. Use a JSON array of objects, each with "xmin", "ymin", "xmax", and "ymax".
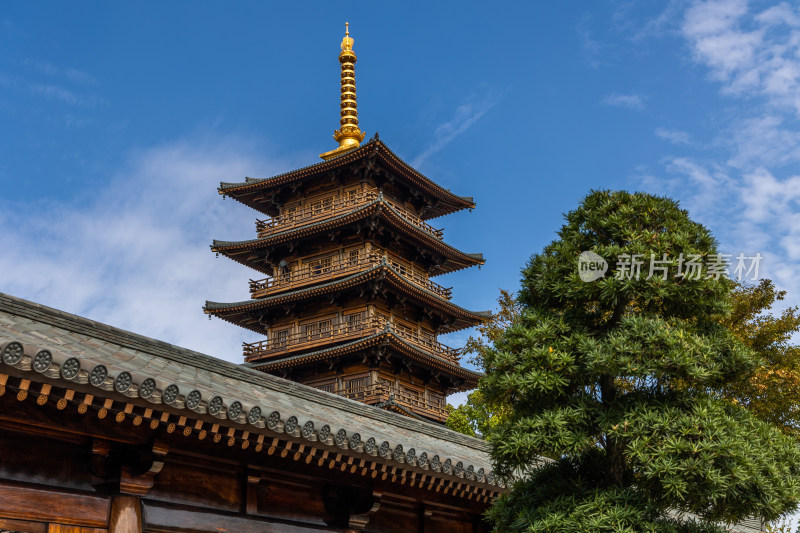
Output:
[{"xmin": 205, "ymin": 25, "xmax": 488, "ymax": 424}]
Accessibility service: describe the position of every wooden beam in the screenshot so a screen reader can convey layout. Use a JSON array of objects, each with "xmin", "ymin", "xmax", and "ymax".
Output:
[{"xmin": 0, "ymin": 480, "xmax": 109, "ymax": 528}]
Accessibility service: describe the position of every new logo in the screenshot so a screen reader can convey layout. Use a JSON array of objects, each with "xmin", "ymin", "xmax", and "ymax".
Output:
[{"xmin": 578, "ymin": 251, "xmax": 608, "ymax": 282}]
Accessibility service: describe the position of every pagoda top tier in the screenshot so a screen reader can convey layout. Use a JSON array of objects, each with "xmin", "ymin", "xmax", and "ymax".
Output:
[{"xmin": 218, "ymin": 137, "xmax": 475, "ymax": 220}]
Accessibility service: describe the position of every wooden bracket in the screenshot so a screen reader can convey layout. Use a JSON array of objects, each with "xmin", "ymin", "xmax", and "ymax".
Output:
[{"xmin": 120, "ymin": 440, "xmax": 169, "ymax": 495}]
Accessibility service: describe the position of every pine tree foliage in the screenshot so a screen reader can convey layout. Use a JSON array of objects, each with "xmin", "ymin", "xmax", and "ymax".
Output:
[{"xmin": 483, "ymin": 191, "xmax": 800, "ymax": 531}]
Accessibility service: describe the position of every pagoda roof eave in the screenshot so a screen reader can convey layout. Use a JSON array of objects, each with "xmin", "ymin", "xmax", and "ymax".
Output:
[
  {"xmin": 243, "ymin": 331, "xmax": 483, "ymax": 389},
  {"xmin": 210, "ymin": 198, "xmax": 485, "ymax": 277},
  {"xmin": 218, "ymin": 138, "xmax": 475, "ymax": 220},
  {"xmin": 204, "ymin": 263, "xmax": 492, "ymax": 334}
]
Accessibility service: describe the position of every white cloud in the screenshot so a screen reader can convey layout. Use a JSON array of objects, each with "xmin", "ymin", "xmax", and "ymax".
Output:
[
  {"xmin": 644, "ymin": 156, "xmax": 800, "ymax": 298},
  {"xmin": 683, "ymin": 0, "xmax": 749, "ymax": 40},
  {"xmin": 683, "ymin": 0, "xmax": 800, "ymax": 113},
  {"xmin": 725, "ymin": 115, "xmax": 800, "ymax": 169},
  {"xmin": 412, "ymin": 90, "xmax": 500, "ymax": 167},
  {"xmin": 0, "ymin": 136, "xmax": 294, "ymax": 363},
  {"xmin": 655, "ymin": 127, "xmax": 693, "ymax": 145},
  {"xmin": 602, "ymin": 92, "xmax": 646, "ymax": 110},
  {"xmin": 629, "ymin": 0, "xmax": 800, "ymax": 304}
]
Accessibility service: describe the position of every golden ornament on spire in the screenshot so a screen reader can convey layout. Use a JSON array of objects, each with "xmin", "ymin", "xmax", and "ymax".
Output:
[{"xmin": 320, "ymin": 22, "xmax": 366, "ymax": 160}]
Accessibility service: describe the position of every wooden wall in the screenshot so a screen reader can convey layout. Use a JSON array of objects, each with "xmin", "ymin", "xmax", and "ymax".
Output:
[{"xmin": 0, "ymin": 393, "xmax": 490, "ymax": 532}]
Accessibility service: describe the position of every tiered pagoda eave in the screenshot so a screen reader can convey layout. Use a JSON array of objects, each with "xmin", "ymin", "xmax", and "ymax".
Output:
[
  {"xmin": 210, "ymin": 193, "xmax": 485, "ymax": 277},
  {"xmin": 204, "ymin": 261, "xmax": 491, "ymax": 334},
  {"xmin": 219, "ymin": 138, "xmax": 475, "ymax": 220}
]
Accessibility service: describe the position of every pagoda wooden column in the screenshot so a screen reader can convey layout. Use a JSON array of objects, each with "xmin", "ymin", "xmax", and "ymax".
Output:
[{"xmin": 109, "ymin": 495, "xmax": 142, "ymax": 533}]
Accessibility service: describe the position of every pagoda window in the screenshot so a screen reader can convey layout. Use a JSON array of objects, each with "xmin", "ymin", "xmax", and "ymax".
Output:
[
  {"xmin": 319, "ymin": 319, "xmax": 332, "ymax": 337},
  {"xmin": 394, "ymin": 321, "xmax": 414, "ymax": 339},
  {"xmin": 316, "ymin": 382, "xmax": 336, "ymax": 394},
  {"xmin": 347, "ymin": 248, "xmax": 360, "ymax": 266},
  {"xmin": 344, "ymin": 188, "xmax": 359, "ymax": 206},
  {"xmin": 428, "ymin": 391, "xmax": 445, "ymax": 408},
  {"xmin": 420, "ymin": 329, "xmax": 436, "ymax": 346},
  {"xmin": 273, "ymin": 329, "xmax": 289, "ymax": 348},
  {"xmin": 345, "ymin": 376, "xmax": 368, "ymax": 398},
  {"xmin": 400, "ymin": 385, "xmax": 422, "ymax": 404},
  {"xmin": 302, "ymin": 318, "xmax": 333, "ymax": 341},
  {"xmin": 307, "ymin": 256, "xmax": 333, "ymax": 276},
  {"xmin": 343, "ymin": 311, "xmax": 364, "ymax": 332},
  {"xmin": 283, "ymin": 203, "xmax": 299, "ymax": 223},
  {"xmin": 310, "ymin": 195, "xmax": 335, "ymax": 216}
]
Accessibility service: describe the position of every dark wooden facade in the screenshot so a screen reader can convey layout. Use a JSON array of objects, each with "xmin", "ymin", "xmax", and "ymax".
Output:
[
  {"xmin": 206, "ymin": 139, "xmax": 489, "ymax": 424},
  {"xmin": 0, "ymin": 293, "xmax": 503, "ymax": 532}
]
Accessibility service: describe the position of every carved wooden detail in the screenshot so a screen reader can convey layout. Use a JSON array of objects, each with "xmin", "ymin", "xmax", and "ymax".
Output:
[{"xmin": 119, "ymin": 440, "xmax": 169, "ymax": 496}]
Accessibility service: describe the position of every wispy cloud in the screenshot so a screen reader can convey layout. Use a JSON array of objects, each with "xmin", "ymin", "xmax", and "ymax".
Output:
[
  {"xmin": 577, "ymin": 14, "xmax": 609, "ymax": 68},
  {"xmin": 602, "ymin": 92, "xmax": 646, "ymax": 110},
  {"xmin": 412, "ymin": 90, "xmax": 501, "ymax": 168},
  {"xmin": 627, "ymin": 0, "xmax": 686, "ymax": 41},
  {"xmin": 0, "ymin": 135, "xmax": 292, "ymax": 363},
  {"xmin": 655, "ymin": 127, "xmax": 693, "ymax": 145},
  {"xmin": 22, "ymin": 59, "xmax": 96, "ymax": 85},
  {"xmin": 636, "ymin": 0, "xmax": 800, "ymax": 303},
  {"xmin": 682, "ymin": 0, "xmax": 800, "ymax": 113},
  {"xmin": 649, "ymin": 157, "xmax": 800, "ymax": 294},
  {"xmin": 29, "ymin": 83, "xmax": 105, "ymax": 108},
  {"xmin": 1, "ymin": 59, "xmax": 105, "ymax": 110},
  {"xmin": 725, "ymin": 114, "xmax": 800, "ymax": 169}
]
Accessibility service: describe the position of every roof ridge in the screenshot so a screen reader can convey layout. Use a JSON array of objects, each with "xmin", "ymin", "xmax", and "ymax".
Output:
[
  {"xmin": 247, "ymin": 331, "xmax": 484, "ymax": 379},
  {"xmin": 211, "ymin": 198, "xmax": 380, "ymax": 249},
  {"xmin": 212, "ymin": 199, "xmax": 484, "ymax": 269},
  {"xmin": 0, "ymin": 291, "xmax": 492, "ymax": 452},
  {"xmin": 206, "ymin": 263, "xmax": 489, "ymax": 321},
  {"xmin": 217, "ymin": 139, "xmax": 475, "ymax": 216}
]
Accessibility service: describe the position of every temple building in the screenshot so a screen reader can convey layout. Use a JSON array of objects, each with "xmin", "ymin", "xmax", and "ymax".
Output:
[
  {"xmin": 0, "ymin": 25, "xmax": 505, "ymax": 533},
  {"xmin": 204, "ymin": 23, "xmax": 488, "ymax": 425},
  {"xmin": 0, "ymin": 24, "xmax": 769, "ymax": 533}
]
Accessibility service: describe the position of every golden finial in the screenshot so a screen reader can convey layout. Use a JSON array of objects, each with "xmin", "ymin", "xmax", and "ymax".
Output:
[
  {"xmin": 342, "ymin": 22, "xmax": 353, "ymax": 51},
  {"xmin": 320, "ymin": 22, "xmax": 366, "ymax": 160}
]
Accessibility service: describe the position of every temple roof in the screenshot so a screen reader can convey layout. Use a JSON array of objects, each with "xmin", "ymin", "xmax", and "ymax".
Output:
[
  {"xmin": 218, "ymin": 138, "xmax": 475, "ymax": 220},
  {"xmin": 211, "ymin": 196, "xmax": 485, "ymax": 277},
  {"xmin": 204, "ymin": 261, "xmax": 491, "ymax": 334},
  {"xmin": 0, "ymin": 292, "xmax": 504, "ymax": 496},
  {"xmin": 244, "ymin": 331, "xmax": 482, "ymax": 390}
]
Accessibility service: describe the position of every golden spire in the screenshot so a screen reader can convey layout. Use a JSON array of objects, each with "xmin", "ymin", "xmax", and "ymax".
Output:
[{"xmin": 320, "ymin": 22, "xmax": 366, "ymax": 160}]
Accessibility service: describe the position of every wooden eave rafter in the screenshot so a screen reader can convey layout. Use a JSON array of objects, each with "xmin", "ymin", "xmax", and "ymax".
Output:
[
  {"xmin": 217, "ymin": 139, "xmax": 475, "ymax": 220},
  {"xmin": 244, "ymin": 332, "xmax": 481, "ymax": 388},
  {"xmin": 0, "ymin": 346, "xmax": 500, "ymax": 499},
  {"xmin": 211, "ymin": 199, "xmax": 484, "ymax": 277},
  {"xmin": 204, "ymin": 263, "xmax": 490, "ymax": 335}
]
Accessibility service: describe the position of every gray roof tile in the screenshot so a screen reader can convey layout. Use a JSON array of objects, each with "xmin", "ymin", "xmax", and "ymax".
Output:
[{"xmin": 0, "ymin": 291, "xmax": 502, "ymax": 491}]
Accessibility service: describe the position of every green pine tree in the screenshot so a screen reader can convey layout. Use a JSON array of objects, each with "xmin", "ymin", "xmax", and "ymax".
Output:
[{"xmin": 482, "ymin": 190, "xmax": 800, "ymax": 532}]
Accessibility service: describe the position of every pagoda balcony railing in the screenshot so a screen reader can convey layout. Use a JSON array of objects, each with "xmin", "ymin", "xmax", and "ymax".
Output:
[
  {"xmin": 338, "ymin": 383, "xmax": 448, "ymax": 423},
  {"xmin": 248, "ymin": 254, "xmax": 452, "ymax": 299},
  {"xmin": 243, "ymin": 317, "xmax": 460, "ymax": 364},
  {"xmin": 254, "ymin": 190, "xmax": 444, "ymax": 240}
]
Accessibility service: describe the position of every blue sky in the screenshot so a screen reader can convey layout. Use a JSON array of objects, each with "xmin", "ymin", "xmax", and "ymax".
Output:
[{"xmin": 2, "ymin": 1, "xmax": 800, "ymax": 387}]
